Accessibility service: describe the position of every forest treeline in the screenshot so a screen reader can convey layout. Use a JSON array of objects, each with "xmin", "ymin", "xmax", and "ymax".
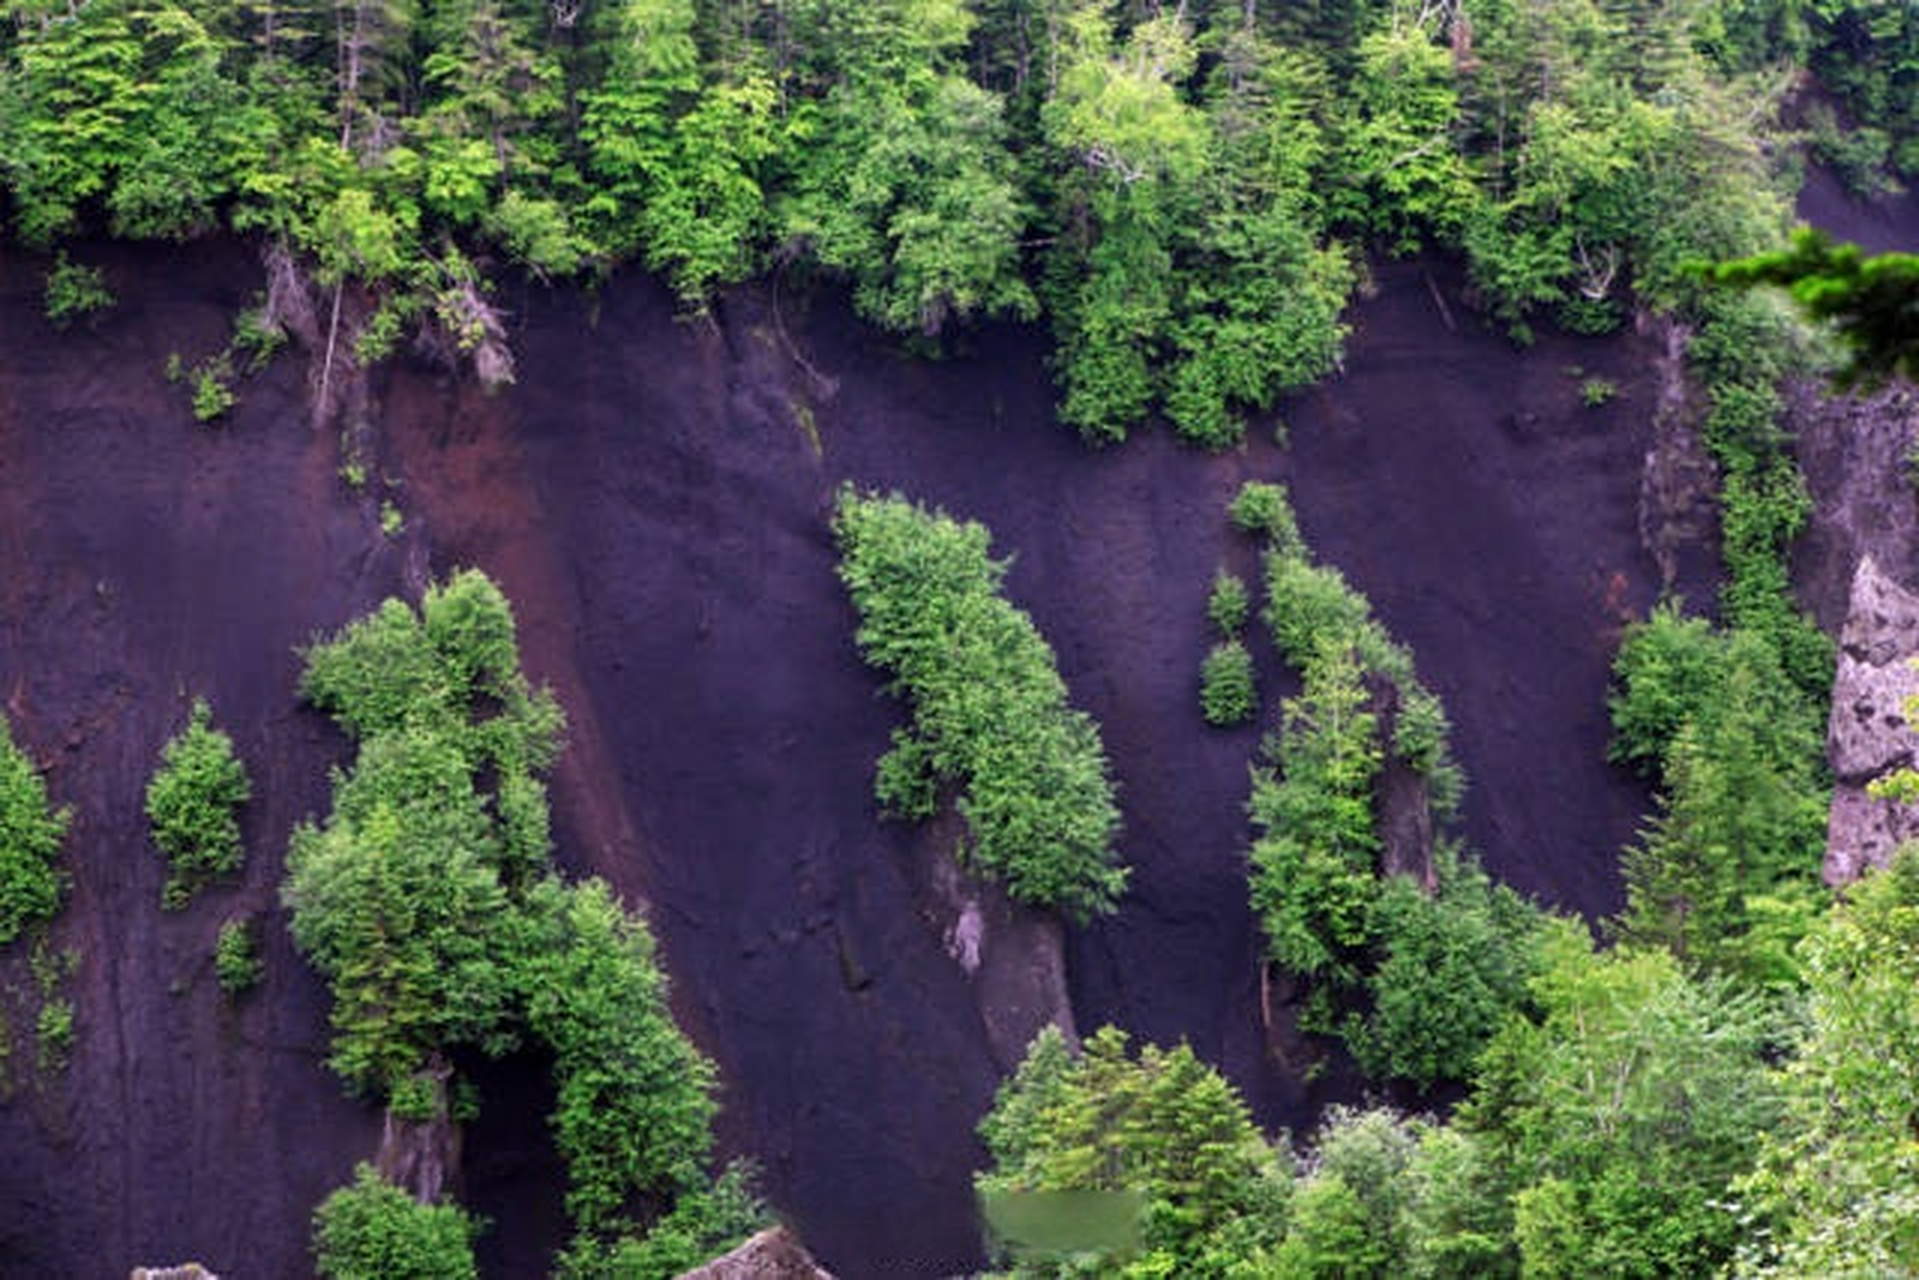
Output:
[{"xmin": 2, "ymin": 0, "xmax": 1916, "ymax": 439}]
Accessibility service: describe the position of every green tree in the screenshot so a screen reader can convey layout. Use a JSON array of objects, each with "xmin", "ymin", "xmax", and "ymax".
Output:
[
  {"xmin": 312, "ymin": 1163, "xmax": 480, "ymax": 1280},
  {"xmin": 977, "ymin": 1025, "xmax": 1288, "ymax": 1276},
  {"xmin": 1248, "ymin": 642, "xmax": 1382, "ymax": 985},
  {"xmin": 1735, "ymin": 849, "xmax": 1919, "ymax": 1276},
  {"xmin": 518, "ymin": 876, "xmax": 719, "ymax": 1243},
  {"xmin": 1463, "ymin": 924, "xmax": 1779, "ymax": 1278},
  {"xmin": 147, "ymin": 698, "xmax": 252, "ymax": 909},
  {"xmin": 1613, "ymin": 629, "xmax": 1827, "ymax": 983},
  {"xmin": 833, "ymin": 489, "xmax": 1126, "ymax": 918},
  {"xmin": 781, "ymin": 73, "xmax": 1034, "ymax": 337},
  {"xmin": 0, "ymin": 715, "xmax": 69, "ymax": 945}
]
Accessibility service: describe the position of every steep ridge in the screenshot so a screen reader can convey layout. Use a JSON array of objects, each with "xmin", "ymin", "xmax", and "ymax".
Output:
[{"xmin": 0, "ymin": 244, "xmax": 1679, "ymax": 1276}]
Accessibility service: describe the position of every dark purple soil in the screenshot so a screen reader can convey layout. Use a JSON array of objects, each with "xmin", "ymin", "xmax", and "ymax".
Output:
[
  {"xmin": 0, "ymin": 239, "xmax": 391, "ymax": 1277},
  {"xmin": 0, "ymin": 242, "xmax": 1677, "ymax": 1277},
  {"xmin": 1797, "ymin": 163, "xmax": 1919, "ymax": 254}
]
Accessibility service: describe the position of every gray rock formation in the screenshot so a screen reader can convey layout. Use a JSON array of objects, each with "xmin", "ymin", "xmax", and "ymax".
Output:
[
  {"xmin": 914, "ymin": 811, "xmax": 1078, "ymax": 1073},
  {"xmin": 675, "ymin": 1227, "xmax": 837, "ymax": 1279},
  {"xmin": 1825, "ymin": 556, "xmax": 1919, "ymax": 883}
]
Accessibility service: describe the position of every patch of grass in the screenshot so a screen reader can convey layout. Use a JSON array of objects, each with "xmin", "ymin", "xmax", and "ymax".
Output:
[{"xmin": 1580, "ymin": 377, "xmax": 1617, "ymax": 408}]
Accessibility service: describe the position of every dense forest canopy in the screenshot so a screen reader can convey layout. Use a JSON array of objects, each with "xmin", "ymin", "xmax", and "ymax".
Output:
[{"xmin": 3, "ymin": 0, "xmax": 1915, "ymax": 438}]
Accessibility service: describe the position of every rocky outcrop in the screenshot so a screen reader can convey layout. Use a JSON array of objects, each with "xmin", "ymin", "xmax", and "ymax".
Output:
[
  {"xmin": 1791, "ymin": 381, "xmax": 1919, "ymax": 632},
  {"xmin": 676, "ymin": 1227, "xmax": 837, "ymax": 1279},
  {"xmin": 1825, "ymin": 556, "xmax": 1919, "ymax": 883},
  {"xmin": 915, "ymin": 812, "xmax": 1078, "ymax": 1073}
]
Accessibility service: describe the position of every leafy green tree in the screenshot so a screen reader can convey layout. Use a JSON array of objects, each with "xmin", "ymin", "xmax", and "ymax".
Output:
[
  {"xmin": 1039, "ymin": 5, "xmax": 1208, "ymax": 441},
  {"xmin": 0, "ymin": 715, "xmax": 69, "ymax": 945},
  {"xmin": 215, "ymin": 916, "xmax": 264, "ymax": 995},
  {"xmin": 1613, "ymin": 627, "xmax": 1827, "ymax": 984},
  {"xmin": 1164, "ymin": 26, "xmax": 1352, "ymax": 448},
  {"xmin": 1354, "ymin": 849, "xmax": 1545, "ymax": 1089},
  {"xmin": 1326, "ymin": 20, "xmax": 1479, "ymax": 255},
  {"xmin": 1463, "ymin": 923, "xmax": 1780, "ymax": 1278},
  {"xmin": 286, "ymin": 570, "xmax": 562, "ymax": 1093},
  {"xmin": 1200, "ymin": 640, "xmax": 1258, "ymax": 727},
  {"xmin": 1607, "ymin": 605, "xmax": 1728, "ymax": 776},
  {"xmin": 518, "ymin": 876, "xmax": 719, "ymax": 1243},
  {"xmin": 1735, "ymin": 849, "xmax": 1919, "ymax": 1277},
  {"xmin": 312, "ymin": 1163, "xmax": 480, "ymax": 1280},
  {"xmin": 977, "ymin": 1025, "xmax": 1289, "ymax": 1276},
  {"xmin": 781, "ymin": 73, "xmax": 1034, "ymax": 336},
  {"xmin": 147, "ymin": 698, "xmax": 252, "ymax": 909},
  {"xmin": 1249, "ymin": 642, "xmax": 1382, "ymax": 985},
  {"xmin": 833, "ymin": 489, "xmax": 1126, "ymax": 918}
]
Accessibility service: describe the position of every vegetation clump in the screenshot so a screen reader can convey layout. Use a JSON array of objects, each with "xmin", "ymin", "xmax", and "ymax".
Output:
[
  {"xmin": 977, "ymin": 1025, "xmax": 1287, "ymax": 1274},
  {"xmin": 1237, "ymin": 480, "xmax": 1532, "ymax": 1089},
  {"xmin": 833, "ymin": 488, "xmax": 1126, "ymax": 919},
  {"xmin": 214, "ymin": 917, "xmax": 261, "ymax": 996},
  {"xmin": 286, "ymin": 570, "xmax": 758, "ymax": 1270},
  {"xmin": 42, "ymin": 252, "xmax": 113, "ymax": 328},
  {"xmin": 1206, "ymin": 569, "xmax": 1251, "ymax": 635},
  {"xmin": 1200, "ymin": 640, "xmax": 1257, "ymax": 728},
  {"xmin": 312, "ymin": 1164, "xmax": 479, "ymax": 1280},
  {"xmin": 0, "ymin": 716, "xmax": 69, "ymax": 946},
  {"xmin": 147, "ymin": 698, "xmax": 251, "ymax": 909}
]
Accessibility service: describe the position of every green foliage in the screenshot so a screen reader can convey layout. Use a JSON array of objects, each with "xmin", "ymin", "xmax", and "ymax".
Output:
[
  {"xmin": 1207, "ymin": 570, "xmax": 1251, "ymax": 636},
  {"xmin": 833, "ymin": 489, "xmax": 1126, "ymax": 919},
  {"xmin": 1579, "ymin": 377, "xmax": 1616, "ymax": 407},
  {"xmin": 312, "ymin": 1164, "xmax": 480, "ymax": 1280},
  {"xmin": 287, "ymin": 570, "xmax": 742, "ymax": 1270},
  {"xmin": 1806, "ymin": 4, "xmax": 1919, "ymax": 178},
  {"xmin": 0, "ymin": 716, "xmax": 70, "ymax": 946},
  {"xmin": 782, "ymin": 75, "xmax": 1036, "ymax": 338},
  {"xmin": 1249, "ymin": 643, "xmax": 1383, "ymax": 983},
  {"xmin": 190, "ymin": 355, "xmax": 236, "ymax": 422},
  {"xmin": 1608, "ymin": 605, "xmax": 1727, "ymax": 776},
  {"xmin": 42, "ymin": 251, "xmax": 114, "ymax": 327},
  {"xmin": 1199, "ymin": 641, "xmax": 1258, "ymax": 727},
  {"xmin": 1735, "ymin": 849, "xmax": 1919, "ymax": 1276},
  {"xmin": 1228, "ymin": 482, "xmax": 1302, "ymax": 551},
  {"xmin": 284, "ymin": 730, "xmax": 522, "ymax": 1092},
  {"xmin": 1352, "ymin": 849, "xmax": 1546, "ymax": 1090},
  {"xmin": 555, "ymin": 1163, "xmax": 766, "ymax": 1280},
  {"xmin": 1714, "ymin": 229, "xmax": 1919, "ymax": 389},
  {"xmin": 147, "ymin": 699, "xmax": 251, "ymax": 909},
  {"xmin": 34, "ymin": 997, "xmax": 73, "ymax": 1074},
  {"xmin": 1615, "ymin": 630, "xmax": 1827, "ymax": 982},
  {"xmin": 977, "ymin": 1025, "xmax": 1288, "ymax": 1276},
  {"xmin": 1464, "ymin": 923, "xmax": 1780, "ymax": 1279},
  {"xmin": 519, "ymin": 877, "xmax": 719, "ymax": 1243},
  {"xmin": 215, "ymin": 917, "xmax": 262, "ymax": 996}
]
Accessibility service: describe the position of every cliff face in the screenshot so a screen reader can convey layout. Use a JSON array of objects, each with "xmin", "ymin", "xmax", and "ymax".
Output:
[{"xmin": 0, "ymin": 243, "xmax": 1677, "ymax": 1277}]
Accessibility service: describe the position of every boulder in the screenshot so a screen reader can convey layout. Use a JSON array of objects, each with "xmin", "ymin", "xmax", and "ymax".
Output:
[
  {"xmin": 676, "ymin": 1227, "xmax": 836, "ymax": 1280},
  {"xmin": 1825, "ymin": 556, "xmax": 1919, "ymax": 882}
]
